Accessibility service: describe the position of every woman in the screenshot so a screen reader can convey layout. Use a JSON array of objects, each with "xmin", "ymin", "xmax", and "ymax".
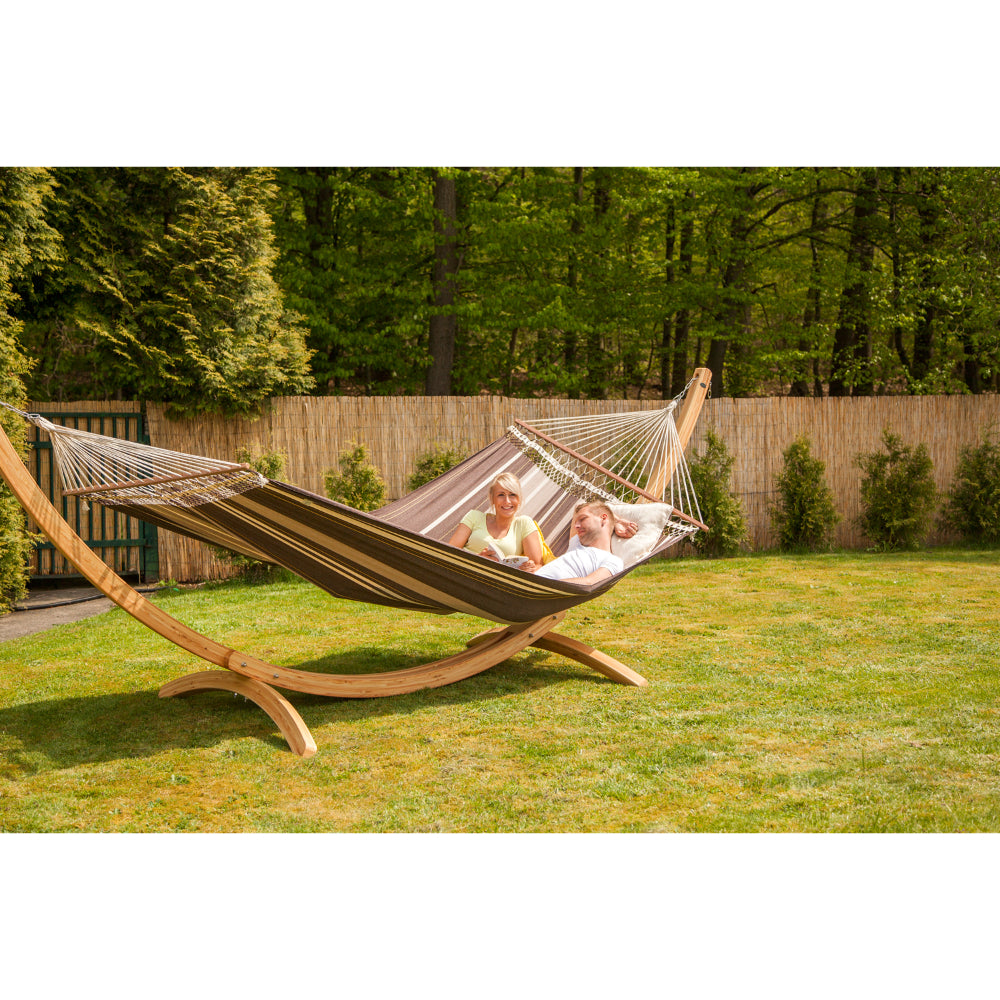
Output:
[{"xmin": 448, "ymin": 473, "xmax": 544, "ymax": 566}]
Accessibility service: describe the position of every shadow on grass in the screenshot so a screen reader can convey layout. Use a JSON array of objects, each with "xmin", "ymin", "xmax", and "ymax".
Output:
[{"xmin": 0, "ymin": 647, "xmax": 612, "ymax": 773}]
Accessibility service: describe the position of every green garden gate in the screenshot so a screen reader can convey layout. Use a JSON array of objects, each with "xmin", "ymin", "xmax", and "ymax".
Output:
[{"xmin": 27, "ymin": 409, "xmax": 159, "ymax": 582}]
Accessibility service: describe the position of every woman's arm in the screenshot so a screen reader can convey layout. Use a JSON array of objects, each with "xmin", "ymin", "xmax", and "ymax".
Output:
[
  {"xmin": 522, "ymin": 527, "xmax": 543, "ymax": 565},
  {"xmin": 448, "ymin": 524, "xmax": 472, "ymax": 549}
]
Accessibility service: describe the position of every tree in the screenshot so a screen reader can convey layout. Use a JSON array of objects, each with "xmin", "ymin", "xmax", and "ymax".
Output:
[
  {"xmin": 272, "ymin": 167, "xmax": 433, "ymax": 395},
  {"xmin": 0, "ymin": 167, "xmax": 60, "ymax": 613},
  {"xmin": 263, "ymin": 165, "xmax": 1000, "ymax": 401},
  {"xmin": 770, "ymin": 436, "xmax": 839, "ymax": 551},
  {"xmin": 687, "ymin": 429, "xmax": 749, "ymax": 557},
  {"xmin": 855, "ymin": 429, "xmax": 937, "ymax": 550},
  {"xmin": 426, "ymin": 170, "xmax": 459, "ymax": 395},
  {"xmin": 19, "ymin": 167, "xmax": 313, "ymax": 415}
]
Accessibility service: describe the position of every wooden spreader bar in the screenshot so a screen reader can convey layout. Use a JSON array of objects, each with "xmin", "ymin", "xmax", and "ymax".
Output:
[
  {"xmin": 61, "ymin": 463, "xmax": 253, "ymax": 498},
  {"xmin": 514, "ymin": 418, "xmax": 709, "ymax": 532}
]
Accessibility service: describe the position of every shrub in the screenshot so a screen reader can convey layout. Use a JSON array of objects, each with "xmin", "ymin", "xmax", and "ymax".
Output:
[
  {"xmin": 943, "ymin": 429, "xmax": 1000, "ymax": 543},
  {"xmin": 407, "ymin": 446, "xmax": 467, "ymax": 492},
  {"xmin": 209, "ymin": 447, "xmax": 288, "ymax": 580},
  {"xmin": 686, "ymin": 429, "xmax": 749, "ymax": 558},
  {"xmin": 770, "ymin": 436, "xmax": 839, "ymax": 552},
  {"xmin": 0, "ymin": 337, "xmax": 35, "ymax": 615},
  {"xmin": 324, "ymin": 442, "xmax": 387, "ymax": 511},
  {"xmin": 855, "ymin": 428, "xmax": 937, "ymax": 551}
]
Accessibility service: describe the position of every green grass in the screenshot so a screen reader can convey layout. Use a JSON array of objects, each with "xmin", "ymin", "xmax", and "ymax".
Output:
[{"xmin": 1, "ymin": 549, "xmax": 999, "ymax": 832}]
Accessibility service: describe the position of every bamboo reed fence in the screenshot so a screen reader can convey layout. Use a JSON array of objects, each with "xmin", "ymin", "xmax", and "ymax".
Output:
[{"xmin": 28, "ymin": 394, "xmax": 1000, "ymax": 582}]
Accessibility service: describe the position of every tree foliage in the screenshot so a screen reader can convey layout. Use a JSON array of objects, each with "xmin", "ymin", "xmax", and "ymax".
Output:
[
  {"xmin": 323, "ymin": 442, "xmax": 387, "ymax": 511},
  {"xmin": 0, "ymin": 168, "xmax": 59, "ymax": 612},
  {"xmin": 17, "ymin": 167, "xmax": 313, "ymax": 416},
  {"xmin": 6, "ymin": 166, "xmax": 1000, "ymax": 408},
  {"xmin": 855, "ymin": 428, "xmax": 937, "ymax": 550},
  {"xmin": 687, "ymin": 429, "xmax": 749, "ymax": 558},
  {"xmin": 407, "ymin": 446, "xmax": 468, "ymax": 492},
  {"xmin": 943, "ymin": 429, "xmax": 1000, "ymax": 543},
  {"xmin": 770, "ymin": 436, "xmax": 839, "ymax": 552}
]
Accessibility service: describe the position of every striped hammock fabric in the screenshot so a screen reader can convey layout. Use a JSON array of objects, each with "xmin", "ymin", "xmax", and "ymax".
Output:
[{"xmin": 9, "ymin": 401, "xmax": 703, "ymax": 626}]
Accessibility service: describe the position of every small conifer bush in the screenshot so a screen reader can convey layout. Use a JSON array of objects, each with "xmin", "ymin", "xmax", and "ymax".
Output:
[
  {"xmin": 407, "ymin": 446, "xmax": 467, "ymax": 492},
  {"xmin": 855, "ymin": 428, "xmax": 937, "ymax": 551},
  {"xmin": 687, "ymin": 429, "xmax": 749, "ymax": 558},
  {"xmin": 770, "ymin": 435, "xmax": 839, "ymax": 552},
  {"xmin": 943, "ymin": 429, "xmax": 1000, "ymax": 543},
  {"xmin": 324, "ymin": 442, "xmax": 387, "ymax": 512}
]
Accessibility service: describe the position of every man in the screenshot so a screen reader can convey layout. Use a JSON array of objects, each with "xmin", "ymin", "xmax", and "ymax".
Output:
[{"xmin": 526, "ymin": 501, "xmax": 624, "ymax": 585}]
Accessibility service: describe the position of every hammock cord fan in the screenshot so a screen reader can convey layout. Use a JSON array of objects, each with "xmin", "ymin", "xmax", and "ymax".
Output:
[{"xmin": 0, "ymin": 369, "xmax": 711, "ymax": 756}]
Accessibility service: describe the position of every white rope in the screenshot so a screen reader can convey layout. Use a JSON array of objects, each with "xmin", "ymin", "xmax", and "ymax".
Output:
[
  {"xmin": 518, "ymin": 381, "xmax": 703, "ymax": 524},
  {"xmin": 19, "ymin": 411, "xmax": 264, "ymax": 507}
]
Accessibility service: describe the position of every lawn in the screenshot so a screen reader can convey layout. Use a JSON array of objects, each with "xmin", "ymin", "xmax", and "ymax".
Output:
[{"xmin": 1, "ymin": 548, "xmax": 999, "ymax": 833}]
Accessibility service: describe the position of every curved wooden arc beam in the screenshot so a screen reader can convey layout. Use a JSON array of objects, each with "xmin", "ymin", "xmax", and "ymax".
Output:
[
  {"xmin": 466, "ymin": 627, "xmax": 648, "ymax": 687},
  {"xmin": 224, "ymin": 612, "xmax": 566, "ymax": 698},
  {"xmin": 160, "ymin": 671, "xmax": 317, "ymax": 758}
]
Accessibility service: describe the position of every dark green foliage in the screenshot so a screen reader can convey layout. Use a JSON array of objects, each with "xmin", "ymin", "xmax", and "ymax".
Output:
[
  {"xmin": 0, "ymin": 168, "xmax": 59, "ymax": 613},
  {"xmin": 209, "ymin": 448, "xmax": 288, "ymax": 580},
  {"xmin": 855, "ymin": 428, "xmax": 937, "ymax": 550},
  {"xmin": 19, "ymin": 167, "xmax": 313, "ymax": 415},
  {"xmin": 686, "ymin": 429, "xmax": 749, "ymax": 558},
  {"xmin": 770, "ymin": 436, "xmax": 839, "ymax": 552},
  {"xmin": 324, "ymin": 443, "xmax": 387, "ymax": 511},
  {"xmin": 943, "ymin": 429, "xmax": 1000, "ymax": 543},
  {"xmin": 407, "ymin": 446, "xmax": 467, "ymax": 492},
  {"xmin": 272, "ymin": 167, "xmax": 433, "ymax": 395}
]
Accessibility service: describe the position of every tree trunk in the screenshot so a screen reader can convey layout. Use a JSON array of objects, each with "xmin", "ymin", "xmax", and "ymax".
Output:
[
  {"xmin": 670, "ymin": 201, "xmax": 694, "ymax": 398},
  {"xmin": 829, "ymin": 169, "xmax": 878, "ymax": 397},
  {"xmin": 791, "ymin": 173, "xmax": 825, "ymax": 397},
  {"xmin": 565, "ymin": 167, "xmax": 584, "ymax": 395},
  {"xmin": 888, "ymin": 167, "xmax": 911, "ymax": 378},
  {"xmin": 912, "ymin": 170, "xmax": 942, "ymax": 384},
  {"xmin": 425, "ymin": 172, "xmax": 458, "ymax": 396},
  {"xmin": 661, "ymin": 201, "xmax": 676, "ymax": 397},
  {"xmin": 585, "ymin": 168, "xmax": 611, "ymax": 399}
]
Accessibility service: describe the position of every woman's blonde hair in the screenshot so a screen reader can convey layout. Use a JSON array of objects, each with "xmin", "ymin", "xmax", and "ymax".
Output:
[{"xmin": 489, "ymin": 472, "xmax": 522, "ymax": 511}]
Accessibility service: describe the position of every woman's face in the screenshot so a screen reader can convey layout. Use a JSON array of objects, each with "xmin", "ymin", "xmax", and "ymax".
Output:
[{"xmin": 491, "ymin": 485, "xmax": 520, "ymax": 517}]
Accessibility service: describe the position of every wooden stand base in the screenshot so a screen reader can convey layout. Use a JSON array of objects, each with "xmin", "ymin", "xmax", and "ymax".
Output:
[{"xmin": 2, "ymin": 423, "xmax": 649, "ymax": 758}]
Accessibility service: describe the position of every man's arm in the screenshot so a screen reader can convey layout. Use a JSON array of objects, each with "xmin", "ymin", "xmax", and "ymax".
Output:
[{"xmin": 557, "ymin": 567, "xmax": 615, "ymax": 585}]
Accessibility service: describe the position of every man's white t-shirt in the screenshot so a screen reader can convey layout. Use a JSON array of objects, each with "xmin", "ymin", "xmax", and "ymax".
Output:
[{"xmin": 534, "ymin": 545, "xmax": 624, "ymax": 581}]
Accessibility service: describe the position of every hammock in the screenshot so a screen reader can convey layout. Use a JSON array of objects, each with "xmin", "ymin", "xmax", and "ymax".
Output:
[{"xmin": 0, "ymin": 369, "xmax": 711, "ymax": 756}]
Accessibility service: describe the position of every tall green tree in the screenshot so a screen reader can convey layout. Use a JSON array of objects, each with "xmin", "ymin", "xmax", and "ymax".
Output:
[
  {"xmin": 263, "ymin": 165, "xmax": 1000, "ymax": 401},
  {"xmin": 0, "ymin": 167, "xmax": 60, "ymax": 613},
  {"xmin": 19, "ymin": 167, "xmax": 313, "ymax": 415},
  {"xmin": 272, "ymin": 167, "xmax": 433, "ymax": 395}
]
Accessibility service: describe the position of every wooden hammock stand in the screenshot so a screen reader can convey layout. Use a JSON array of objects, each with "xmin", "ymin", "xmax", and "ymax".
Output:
[{"xmin": 0, "ymin": 371, "xmax": 709, "ymax": 757}]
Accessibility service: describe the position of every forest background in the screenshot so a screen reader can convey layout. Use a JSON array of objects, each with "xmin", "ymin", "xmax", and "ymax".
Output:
[{"xmin": 4, "ymin": 166, "xmax": 1000, "ymax": 422}]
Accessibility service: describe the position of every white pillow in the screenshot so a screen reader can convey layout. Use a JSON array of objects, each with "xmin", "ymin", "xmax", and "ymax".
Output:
[{"xmin": 608, "ymin": 502, "xmax": 674, "ymax": 566}]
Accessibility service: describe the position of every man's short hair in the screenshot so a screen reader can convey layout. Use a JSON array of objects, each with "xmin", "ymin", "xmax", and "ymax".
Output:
[{"xmin": 574, "ymin": 500, "xmax": 616, "ymax": 525}]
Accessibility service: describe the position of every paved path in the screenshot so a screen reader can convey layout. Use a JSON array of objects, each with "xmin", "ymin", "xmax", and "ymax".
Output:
[{"xmin": 0, "ymin": 586, "xmax": 117, "ymax": 642}]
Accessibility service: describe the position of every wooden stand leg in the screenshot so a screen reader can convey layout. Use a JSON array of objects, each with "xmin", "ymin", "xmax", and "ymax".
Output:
[
  {"xmin": 160, "ymin": 671, "xmax": 317, "ymax": 758},
  {"xmin": 466, "ymin": 624, "xmax": 648, "ymax": 687}
]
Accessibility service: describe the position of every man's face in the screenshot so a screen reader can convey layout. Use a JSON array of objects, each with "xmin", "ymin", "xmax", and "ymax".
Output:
[{"xmin": 572, "ymin": 505, "xmax": 606, "ymax": 545}]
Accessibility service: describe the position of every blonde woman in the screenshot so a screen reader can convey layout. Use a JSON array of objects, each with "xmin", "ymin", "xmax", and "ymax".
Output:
[{"xmin": 448, "ymin": 473, "xmax": 544, "ymax": 567}]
